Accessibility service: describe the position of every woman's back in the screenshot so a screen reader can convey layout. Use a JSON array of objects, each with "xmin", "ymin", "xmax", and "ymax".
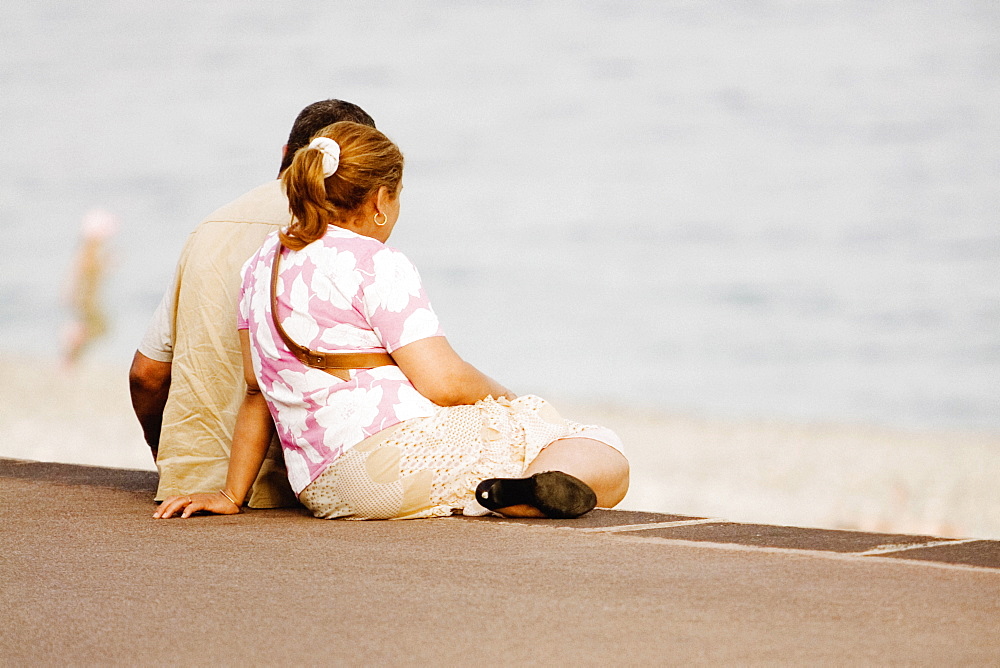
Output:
[{"xmin": 238, "ymin": 227, "xmax": 443, "ymax": 493}]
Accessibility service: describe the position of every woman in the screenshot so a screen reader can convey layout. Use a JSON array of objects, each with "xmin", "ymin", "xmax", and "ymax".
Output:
[{"xmin": 154, "ymin": 122, "xmax": 628, "ymax": 521}]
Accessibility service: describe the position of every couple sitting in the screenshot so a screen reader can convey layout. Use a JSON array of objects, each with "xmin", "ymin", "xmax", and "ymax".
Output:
[{"xmin": 130, "ymin": 99, "xmax": 628, "ymax": 521}]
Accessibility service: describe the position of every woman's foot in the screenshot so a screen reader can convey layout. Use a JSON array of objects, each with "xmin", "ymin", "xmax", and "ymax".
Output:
[{"xmin": 475, "ymin": 471, "xmax": 598, "ymax": 519}]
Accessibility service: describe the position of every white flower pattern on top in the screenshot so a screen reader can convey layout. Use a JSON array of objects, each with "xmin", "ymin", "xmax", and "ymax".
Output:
[
  {"xmin": 239, "ymin": 227, "xmax": 445, "ymax": 494},
  {"xmin": 309, "ymin": 246, "xmax": 359, "ymax": 311},
  {"xmin": 314, "ymin": 385, "xmax": 383, "ymax": 451},
  {"xmin": 394, "ymin": 384, "xmax": 437, "ymax": 423},
  {"xmin": 283, "ymin": 273, "xmax": 320, "ymax": 345},
  {"xmin": 367, "ymin": 248, "xmax": 423, "ymax": 313},
  {"xmin": 319, "ymin": 322, "xmax": 382, "ymax": 350},
  {"xmin": 399, "ymin": 307, "xmax": 444, "ymax": 349}
]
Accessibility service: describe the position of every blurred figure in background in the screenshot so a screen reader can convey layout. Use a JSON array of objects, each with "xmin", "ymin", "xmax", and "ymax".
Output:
[{"xmin": 62, "ymin": 208, "xmax": 118, "ymax": 368}]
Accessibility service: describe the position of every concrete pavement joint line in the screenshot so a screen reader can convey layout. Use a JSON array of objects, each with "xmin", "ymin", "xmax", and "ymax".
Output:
[
  {"xmin": 858, "ymin": 538, "xmax": 981, "ymax": 556},
  {"xmin": 577, "ymin": 518, "xmax": 726, "ymax": 533},
  {"xmin": 604, "ymin": 534, "xmax": 1000, "ymax": 574}
]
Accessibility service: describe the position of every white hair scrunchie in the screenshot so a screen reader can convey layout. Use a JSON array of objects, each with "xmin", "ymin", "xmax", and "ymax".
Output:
[{"xmin": 309, "ymin": 136, "xmax": 341, "ymax": 177}]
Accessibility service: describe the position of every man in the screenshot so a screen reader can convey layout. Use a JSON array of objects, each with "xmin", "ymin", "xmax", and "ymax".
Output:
[{"xmin": 129, "ymin": 99, "xmax": 377, "ymax": 508}]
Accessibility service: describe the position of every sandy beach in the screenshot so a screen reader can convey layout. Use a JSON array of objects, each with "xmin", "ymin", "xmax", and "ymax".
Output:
[{"xmin": 2, "ymin": 353, "xmax": 997, "ymax": 539}]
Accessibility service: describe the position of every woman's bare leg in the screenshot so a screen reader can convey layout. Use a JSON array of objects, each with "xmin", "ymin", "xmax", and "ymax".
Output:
[{"xmin": 494, "ymin": 438, "xmax": 630, "ymax": 518}]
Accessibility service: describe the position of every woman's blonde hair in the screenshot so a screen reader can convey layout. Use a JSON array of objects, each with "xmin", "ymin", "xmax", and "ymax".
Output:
[{"xmin": 280, "ymin": 121, "xmax": 403, "ymax": 250}]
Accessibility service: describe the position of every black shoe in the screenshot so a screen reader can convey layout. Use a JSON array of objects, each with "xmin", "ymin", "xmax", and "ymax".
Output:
[{"xmin": 475, "ymin": 471, "xmax": 597, "ymax": 519}]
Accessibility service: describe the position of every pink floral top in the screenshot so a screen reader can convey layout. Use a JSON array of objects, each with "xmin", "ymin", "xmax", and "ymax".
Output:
[{"xmin": 238, "ymin": 227, "xmax": 445, "ymax": 494}]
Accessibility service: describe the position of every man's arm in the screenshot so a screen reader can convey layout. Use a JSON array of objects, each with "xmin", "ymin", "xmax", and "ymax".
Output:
[
  {"xmin": 128, "ymin": 350, "xmax": 171, "ymax": 460},
  {"xmin": 131, "ymin": 265, "xmax": 179, "ymax": 460}
]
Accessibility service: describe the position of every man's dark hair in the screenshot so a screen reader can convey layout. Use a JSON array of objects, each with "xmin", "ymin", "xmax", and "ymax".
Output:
[{"xmin": 279, "ymin": 99, "xmax": 376, "ymax": 175}]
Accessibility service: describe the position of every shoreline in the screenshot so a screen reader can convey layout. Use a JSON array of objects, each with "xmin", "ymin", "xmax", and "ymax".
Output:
[{"xmin": 3, "ymin": 353, "xmax": 998, "ymax": 539}]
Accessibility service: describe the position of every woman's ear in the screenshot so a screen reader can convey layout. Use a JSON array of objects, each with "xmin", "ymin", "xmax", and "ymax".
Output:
[{"xmin": 375, "ymin": 186, "xmax": 392, "ymax": 214}]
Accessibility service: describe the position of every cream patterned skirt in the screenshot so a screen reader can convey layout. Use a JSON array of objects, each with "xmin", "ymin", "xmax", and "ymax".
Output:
[{"xmin": 298, "ymin": 395, "xmax": 623, "ymax": 520}]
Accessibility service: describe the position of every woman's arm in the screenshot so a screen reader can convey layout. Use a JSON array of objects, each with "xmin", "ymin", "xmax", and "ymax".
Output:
[
  {"xmin": 153, "ymin": 330, "xmax": 273, "ymax": 519},
  {"xmin": 391, "ymin": 336, "xmax": 515, "ymax": 406}
]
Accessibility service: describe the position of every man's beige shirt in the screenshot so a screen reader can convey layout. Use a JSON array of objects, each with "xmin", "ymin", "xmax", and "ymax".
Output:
[{"xmin": 140, "ymin": 180, "xmax": 297, "ymax": 507}]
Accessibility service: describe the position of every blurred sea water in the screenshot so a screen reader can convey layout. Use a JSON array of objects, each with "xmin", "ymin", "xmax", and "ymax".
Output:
[{"xmin": 1, "ymin": 0, "xmax": 998, "ymax": 433}]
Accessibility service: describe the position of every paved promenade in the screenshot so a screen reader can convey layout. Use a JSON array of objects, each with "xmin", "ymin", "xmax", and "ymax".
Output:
[{"xmin": 2, "ymin": 457, "xmax": 998, "ymax": 665}]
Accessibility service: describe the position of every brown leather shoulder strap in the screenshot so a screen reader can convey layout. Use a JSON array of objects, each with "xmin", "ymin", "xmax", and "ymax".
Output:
[{"xmin": 269, "ymin": 244, "xmax": 396, "ymax": 372}]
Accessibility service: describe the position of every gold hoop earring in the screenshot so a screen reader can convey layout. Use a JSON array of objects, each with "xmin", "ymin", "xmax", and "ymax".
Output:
[{"xmin": 373, "ymin": 212, "xmax": 387, "ymax": 226}]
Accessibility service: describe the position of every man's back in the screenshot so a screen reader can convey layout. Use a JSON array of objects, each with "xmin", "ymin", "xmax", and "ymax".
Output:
[
  {"xmin": 131, "ymin": 98, "xmax": 378, "ymax": 507},
  {"xmin": 149, "ymin": 180, "xmax": 297, "ymax": 506}
]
